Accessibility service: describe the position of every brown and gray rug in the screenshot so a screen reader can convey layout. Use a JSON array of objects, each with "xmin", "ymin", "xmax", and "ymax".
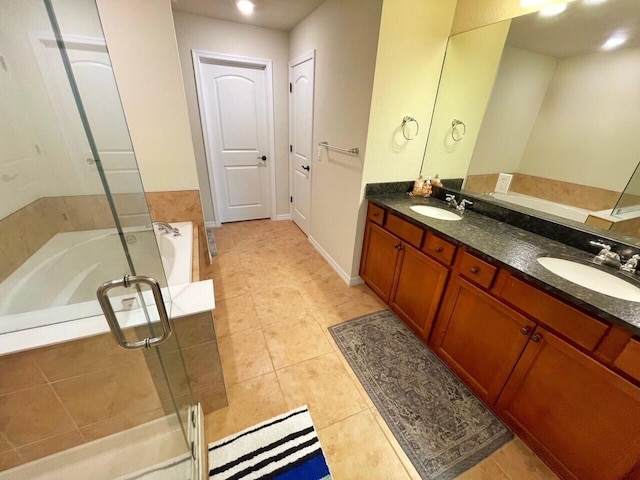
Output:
[{"xmin": 329, "ymin": 310, "xmax": 513, "ymax": 480}]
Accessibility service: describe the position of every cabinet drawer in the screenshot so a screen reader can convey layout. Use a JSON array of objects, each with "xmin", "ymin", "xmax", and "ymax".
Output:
[
  {"xmin": 457, "ymin": 250, "xmax": 496, "ymax": 289},
  {"xmin": 422, "ymin": 232, "xmax": 456, "ymax": 266},
  {"xmin": 498, "ymin": 275, "xmax": 608, "ymax": 351},
  {"xmin": 384, "ymin": 213, "xmax": 424, "ymax": 248},
  {"xmin": 614, "ymin": 338, "xmax": 640, "ymax": 382},
  {"xmin": 367, "ymin": 203, "xmax": 385, "ymax": 225}
]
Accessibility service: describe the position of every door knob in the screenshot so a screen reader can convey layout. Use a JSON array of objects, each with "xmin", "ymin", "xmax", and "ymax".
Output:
[
  {"xmin": 302, "ymin": 165, "xmax": 310, "ymax": 171},
  {"xmin": 258, "ymin": 155, "xmax": 267, "ymax": 161}
]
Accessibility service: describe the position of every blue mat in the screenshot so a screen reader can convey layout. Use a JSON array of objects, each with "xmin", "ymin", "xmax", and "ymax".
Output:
[{"xmin": 208, "ymin": 406, "xmax": 331, "ymax": 480}]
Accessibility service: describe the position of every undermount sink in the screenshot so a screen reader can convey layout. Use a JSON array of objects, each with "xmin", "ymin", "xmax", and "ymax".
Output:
[
  {"xmin": 410, "ymin": 205, "xmax": 461, "ymax": 221},
  {"xmin": 537, "ymin": 257, "xmax": 640, "ymax": 302}
]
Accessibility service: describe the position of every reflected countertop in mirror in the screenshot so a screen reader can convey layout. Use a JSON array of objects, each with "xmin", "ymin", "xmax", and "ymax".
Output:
[{"xmin": 421, "ymin": 0, "xmax": 640, "ymax": 249}]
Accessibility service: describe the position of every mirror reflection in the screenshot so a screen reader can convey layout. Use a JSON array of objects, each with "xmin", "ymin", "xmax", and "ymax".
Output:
[{"xmin": 423, "ymin": 0, "xmax": 640, "ymax": 239}]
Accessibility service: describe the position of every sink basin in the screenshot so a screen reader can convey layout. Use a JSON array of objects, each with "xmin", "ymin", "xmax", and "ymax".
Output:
[
  {"xmin": 537, "ymin": 257, "xmax": 640, "ymax": 302},
  {"xmin": 410, "ymin": 205, "xmax": 461, "ymax": 221}
]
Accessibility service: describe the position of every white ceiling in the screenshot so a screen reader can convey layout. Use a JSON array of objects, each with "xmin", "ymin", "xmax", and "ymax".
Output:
[
  {"xmin": 171, "ymin": 0, "xmax": 327, "ymax": 31},
  {"xmin": 507, "ymin": 0, "xmax": 640, "ymax": 58}
]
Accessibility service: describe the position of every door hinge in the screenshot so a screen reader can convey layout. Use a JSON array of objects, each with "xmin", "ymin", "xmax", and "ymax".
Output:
[
  {"xmin": 289, "ymin": 145, "xmax": 293, "ymax": 153},
  {"xmin": 289, "ymin": 82, "xmax": 292, "ymax": 93},
  {"xmin": 290, "ymin": 196, "xmax": 293, "ymax": 203}
]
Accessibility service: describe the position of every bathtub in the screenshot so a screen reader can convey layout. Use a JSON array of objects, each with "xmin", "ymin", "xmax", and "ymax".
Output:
[
  {"xmin": 490, "ymin": 192, "xmax": 591, "ymax": 223},
  {"xmin": 0, "ymin": 222, "xmax": 214, "ymax": 354}
]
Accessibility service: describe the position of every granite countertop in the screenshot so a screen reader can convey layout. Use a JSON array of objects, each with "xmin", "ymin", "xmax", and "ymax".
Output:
[{"xmin": 368, "ymin": 192, "xmax": 640, "ymax": 336}]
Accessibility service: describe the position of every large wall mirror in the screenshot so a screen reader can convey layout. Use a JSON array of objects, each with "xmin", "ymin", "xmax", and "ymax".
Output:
[{"xmin": 422, "ymin": 0, "xmax": 640, "ymax": 241}]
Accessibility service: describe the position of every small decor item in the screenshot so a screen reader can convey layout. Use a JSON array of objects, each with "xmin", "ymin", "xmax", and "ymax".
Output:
[
  {"xmin": 411, "ymin": 175, "xmax": 432, "ymax": 197},
  {"xmin": 432, "ymin": 174, "xmax": 443, "ymax": 187},
  {"xmin": 208, "ymin": 406, "xmax": 332, "ymax": 479}
]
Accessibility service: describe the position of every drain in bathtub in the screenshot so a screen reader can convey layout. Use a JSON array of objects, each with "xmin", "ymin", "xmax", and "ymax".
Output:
[{"xmin": 125, "ymin": 234, "xmax": 137, "ymax": 244}]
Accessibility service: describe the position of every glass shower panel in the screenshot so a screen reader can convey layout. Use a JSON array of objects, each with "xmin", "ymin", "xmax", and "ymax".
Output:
[{"xmin": 0, "ymin": 0, "xmax": 197, "ymax": 478}]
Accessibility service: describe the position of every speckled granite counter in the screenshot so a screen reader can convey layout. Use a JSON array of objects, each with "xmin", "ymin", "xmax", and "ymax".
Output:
[{"xmin": 367, "ymin": 192, "xmax": 640, "ymax": 336}]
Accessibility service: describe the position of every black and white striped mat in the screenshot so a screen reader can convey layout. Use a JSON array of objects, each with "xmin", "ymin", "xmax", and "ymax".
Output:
[{"xmin": 208, "ymin": 406, "xmax": 332, "ymax": 480}]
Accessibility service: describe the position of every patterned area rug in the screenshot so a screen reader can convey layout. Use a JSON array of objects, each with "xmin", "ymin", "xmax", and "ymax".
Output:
[
  {"xmin": 208, "ymin": 406, "xmax": 332, "ymax": 480},
  {"xmin": 329, "ymin": 310, "xmax": 513, "ymax": 480}
]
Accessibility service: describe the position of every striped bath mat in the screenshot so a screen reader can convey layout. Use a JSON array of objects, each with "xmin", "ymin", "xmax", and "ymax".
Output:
[{"xmin": 208, "ymin": 406, "xmax": 332, "ymax": 480}]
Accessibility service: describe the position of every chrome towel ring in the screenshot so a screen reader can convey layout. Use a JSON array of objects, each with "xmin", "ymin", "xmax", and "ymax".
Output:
[
  {"xmin": 402, "ymin": 116, "xmax": 419, "ymax": 140},
  {"xmin": 451, "ymin": 119, "xmax": 466, "ymax": 142}
]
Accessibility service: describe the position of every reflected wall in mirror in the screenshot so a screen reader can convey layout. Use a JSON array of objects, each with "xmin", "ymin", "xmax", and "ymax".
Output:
[{"xmin": 422, "ymin": 0, "xmax": 640, "ymax": 239}]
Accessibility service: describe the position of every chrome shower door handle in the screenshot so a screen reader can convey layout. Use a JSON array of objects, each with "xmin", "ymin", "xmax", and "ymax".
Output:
[{"xmin": 97, "ymin": 275, "xmax": 172, "ymax": 350}]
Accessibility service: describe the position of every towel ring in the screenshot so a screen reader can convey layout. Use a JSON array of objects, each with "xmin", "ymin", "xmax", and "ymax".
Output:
[
  {"xmin": 451, "ymin": 119, "xmax": 466, "ymax": 142},
  {"xmin": 402, "ymin": 116, "xmax": 419, "ymax": 141}
]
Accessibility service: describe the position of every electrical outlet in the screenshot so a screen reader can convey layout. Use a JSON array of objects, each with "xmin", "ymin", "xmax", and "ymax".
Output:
[{"xmin": 494, "ymin": 173, "xmax": 513, "ymax": 194}]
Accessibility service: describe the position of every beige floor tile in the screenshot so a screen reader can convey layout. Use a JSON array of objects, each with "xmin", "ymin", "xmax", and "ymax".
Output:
[
  {"xmin": 491, "ymin": 438, "xmax": 559, "ymax": 480},
  {"xmin": 276, "ymin": 352, "xmax": 368, "ymax": 429},
  {"xmin": 300, "ymin": 277, "xmax": 356, "ymax": 310},
  {"xmin": 0, "ymin": 450, "xmax": 22, "ymax": 472},
  {"xmin": 205, "ymin": 251, "xmax": 243, "ymax": 276},
  {"xmin": 314, "ymin": 299, "xmax": 372, "ymax": 328},
  {"xmin": 337, "ymin": 354, "xmax": 374, "ymax": 408},
  {"xmin": 251, "ymin": 285, "xmax": 310, "ymax": 326},
  {"xmin": 212, "ymin": 270, "xmax": 250, "ymax": 301},
  {"xmin": 238, "ymin": 246, "xmax": 280, "ymax": 270},
  {"xmin": 350, "ymin": 284, "xmax": 388, "ymax": 313},
  {"xmin": 370, "ymin": 407, "xmax": 421, "ymax": 480},
  {"xmin": 218, "ymin": 329, "xmax": 274, "ymax": 385},
  {"xmin": 318, "ymin": 410, "xmax": 410, "ymax": 480},
  {"xmin": 455, "ymin": 458, "xmax": 511, "ymax": 480},
  {"xmin": 262, "ymin": 315, "xmax": 333, "ymax": 369},
  {"xmin": 204, "ymin": 372, "xmax": 288, "ymax": 442},
  {"xmin": 212, "ymin": 296, "xmax": 259, "ymax": 337},
  {"xmin": 243, "ymin": 264, "xmax": 299, "ymax": 291}
]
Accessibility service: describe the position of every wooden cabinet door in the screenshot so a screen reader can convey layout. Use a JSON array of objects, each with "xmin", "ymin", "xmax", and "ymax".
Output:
[
  {"xmin": 390, "ymin": 243, "xmax": 448, "ymax": 340},
  {"xmin": 496, "ymin": 327, "xmax": 640, "ymax": 480},
  {"xmin": 360, "ymin": 222, "xmax": 401, "ymax": 303},
  {"xmin": 431, "ymin": 277, "xmax": 535, "ymax": 404}
]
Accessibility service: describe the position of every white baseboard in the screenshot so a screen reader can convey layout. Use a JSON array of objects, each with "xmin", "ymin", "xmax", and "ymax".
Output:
[
  {"xmin": 308, "ymin": 236, "xmax": 362, "ymax": 286},
  {"xmin": 273, "ymin": 214, "xmax": 291, "ymax": 221},
  {"xmin": 205, "ymin": 221, "xmax": 219, "ymax": 228}
]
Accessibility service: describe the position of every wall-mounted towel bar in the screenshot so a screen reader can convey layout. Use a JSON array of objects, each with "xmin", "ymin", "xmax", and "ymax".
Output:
[{"xmin": 318, "ymin": 141, "xmax": 359, "ymax": 155}]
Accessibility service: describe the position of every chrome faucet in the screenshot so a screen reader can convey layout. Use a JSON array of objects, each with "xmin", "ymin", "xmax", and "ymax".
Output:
[
  {"xmin": 589, "ymin": 240, "xmax": 620, "ymax": 268},
  {"xmin": 445, "ymin": 194, "xmax": 473, "ymax": 213},
  {"xmin": 621, "ymin": 254, "xmax": 640, "ymax": 274},
  {"xmin": 152, "ymin": 221, "xmax": 181, "ymax": 237}
]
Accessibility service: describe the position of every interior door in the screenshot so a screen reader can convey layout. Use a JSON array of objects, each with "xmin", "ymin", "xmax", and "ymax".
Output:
[
  {"xmin": 289, "ymin": 53, "xmax": 315, "ymax": 235},
  {"xmin": 199, "ymin": 60, "xmax": 271, "ymax": 223}
]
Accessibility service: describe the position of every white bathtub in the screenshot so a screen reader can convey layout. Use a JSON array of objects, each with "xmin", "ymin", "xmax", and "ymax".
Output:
[
  {"xmin": 0, "ymin": 222, "xmax": 215, "ymax": 355},
  {"xmin": 490, "ymin": 192, "xmax": 591, "ymax": 223}
]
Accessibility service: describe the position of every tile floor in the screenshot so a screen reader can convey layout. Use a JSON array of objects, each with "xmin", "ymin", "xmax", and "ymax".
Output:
[{"xmin": 202, "ymin": 219, "xmax": 559, "ymax": 480}]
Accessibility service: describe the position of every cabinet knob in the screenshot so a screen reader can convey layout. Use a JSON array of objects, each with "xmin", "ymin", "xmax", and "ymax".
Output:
[
  {"xmin": 531, "ymin": 333, "xmax": 542, "ymax": 342},
  {"xmin": 373, "ymin": 212, "xmax": 379, "ymax": 217},
  {"xmin": 469, "ymin": 267, "xmax": 479, "ymax": 274},
  {"xmin": 435, "ymin": 246, "xmax": 443, "ymax": 253},
  {"xmin": 398, "ymin": 245, "xmax": 404, "ymax": 251},
  {"xmin": 520, "ymin": 326, "xmax": 531, "ymax": 335}
]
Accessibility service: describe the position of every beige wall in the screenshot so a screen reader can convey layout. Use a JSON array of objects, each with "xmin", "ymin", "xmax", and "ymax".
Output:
[
  {"xmin": 423, "ymin": 20, "xmax": 510, "ymax": 181},
  {"xmin": 452, "ymin": 0, "xmax": 579, "ymax": 34},
  {"xmin": 172, "ymin": 13, "xmax": 290, "ymax": 222},
  {"xmin": 290, "ymin": 0, "xmax": 383, "ymax": 282},
  {"xmin": 519, "ymin": 46, "xmax": 640, "ymax": 192},
  {"xmin": 361, "ymin": 0, "xmax": 457, "ymax": 187},
  {"xmin": 96, "ymin": 0, "xmax": 200, "ymax": 193},
  {"xmin": 468, "ymin": 46, "xmax": 556, "ymax": 176}
]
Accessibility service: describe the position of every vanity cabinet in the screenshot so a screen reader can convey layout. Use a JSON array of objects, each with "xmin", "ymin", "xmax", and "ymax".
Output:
[
  {"xmin": 431, "ymin": 276, "xmax": 535, "ymax": 404},
  {"xmin": 360, "ymin": 207, "xmax": 453, "ymax": 340},
  {"xmin": 496, "ymin": 326, "xmax": 640, "ymax": 480},
  {"xmin": 360, "ymin": 200, "xmax": 640, "ymax": 480}
]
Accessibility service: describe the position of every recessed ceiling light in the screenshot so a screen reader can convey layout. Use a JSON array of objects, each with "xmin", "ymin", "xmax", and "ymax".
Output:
[
  {"xmin": 236, "ymin": 0, "xmax": 255, "ymax": 15},
  {"xmin": 539, "ymin": 3, "xmax": 568, "ymax": 16},
  {"xmin": 602, "ymin": 33, "xmax": 627, "ymax": 50}
]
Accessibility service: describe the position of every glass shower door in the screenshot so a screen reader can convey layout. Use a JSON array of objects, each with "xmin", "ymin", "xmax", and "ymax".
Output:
[{"xmin": 0, "ymin": 0, "xmax": 198, "ymax": 478}]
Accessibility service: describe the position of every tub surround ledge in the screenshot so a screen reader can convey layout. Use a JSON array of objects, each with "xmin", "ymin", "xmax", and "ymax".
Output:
[{"xmin": 366, "ymin": 184, "xmax": 640, "ymax": 335}]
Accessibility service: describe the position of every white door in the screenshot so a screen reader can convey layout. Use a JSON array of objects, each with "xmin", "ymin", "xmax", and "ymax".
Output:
[
  {"xmin": 198, "ymin": 61, "xmax": 271, "ymax": 223},
  {"xmin": 289, "ymin": 52, "xmax": 315, "ymax": 235}
]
